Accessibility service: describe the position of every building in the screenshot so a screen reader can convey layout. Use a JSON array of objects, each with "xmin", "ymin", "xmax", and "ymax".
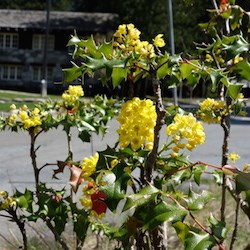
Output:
[{"xmin": 0, "ymin": 9, "xmax": 118, "ymax": 93}]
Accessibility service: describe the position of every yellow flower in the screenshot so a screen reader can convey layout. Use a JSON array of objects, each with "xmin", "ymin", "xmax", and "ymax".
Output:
[
  {"xmin": 62, "ymin": 85, "xmax": 84, "ymax": 107},
  {"xmin": 199, "ymin": 98, "xmax": 226, "ymax": 124},
  {"xmin": 153, "ymin": 34, "xmax": 165, "ymax": 48},
  {"xmin": 228, "ymin": 152, "xmax": 240, "ymax": 163},
  {"xmin": 166, "ymin": 113, "xmax": 205, "ymax": 152},
  {"xmin": 81, "ymin": 153, "xmax": 99, "ymax": 179},
  {"xmin": 10, "ymin": 104, "xmax": 16, "ymax": 110},
  {"xmin": 110, "ymin": 159, "xmax": 119, "ymax": 169},
  {"xmin": 117, "ymin": 97, "xmax": 156, "ymax": 151}
]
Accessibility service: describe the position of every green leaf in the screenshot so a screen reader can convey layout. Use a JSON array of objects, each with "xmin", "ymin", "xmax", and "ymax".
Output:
[
  {"xmin": 63, "ymin": 65, "xmax": 83, "ymax": 83},
  {"xmin": 143, "ymin": 201, "xmax": 188, "ymax": 229},
  {"xmin": 173, "ymin": 222, "xmax": 215, "ymax": 250},
  {"xmin": 208, "ymin": 70, "xmax": 224, "ymax": 90},
  {"xmin": 208, "ymin": 214, "xmax": 228, "ymax": 240},
  {"xmin": 230, "ymin": 6, "xmax": 244, "ymax": 31},
  {"xmin": 180, "ymin": 60, "xmax": 199, "ymax": 79},
  {"xmin": 156, "ymin": 54, "xmax": 170, "ymax": 79},
  {"xmin": 186, "ymin": 189, "xmax": 212, "ymax": 211},
  {"xmin": 99, "ymin": 41, "xmax": 113, "ymax": 59},
  {"xmin": 185, "ymin": 231, "xmax": 214, "ymax": 250},
  {"xmin": 193, "ymin": 165, "xmax": 206, "ymax": 185},
  {"xmin": 226, "ymin": 83, "xmax": 243, "ymax": 100},
  {"xmin": 123, "ymin": 185, "xmax": 160, "ymax": 211},
  {"xmin": 15, "ymin": 189, "xmax": 33, "ymax": 212},
  {"xmin": 232, "ymin": 59, "xmax": 250, "ymax": 81},
  {"xmin": 111, "ymin": 67, "xmax": 127, "ymax": 87},
  {"xmin": 98, "ymin": 171, "xmax": 129, "ymax": 211},
  {"xmin": 78, "ymin": 36, "xmax": 102, "ymax": 58},
  {"xmin": 222, "ymin": 35, "xmax": 250, "ymax": 59}
]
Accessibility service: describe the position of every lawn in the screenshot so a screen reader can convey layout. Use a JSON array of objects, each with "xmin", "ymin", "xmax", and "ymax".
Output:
[{"xmin": 0, "ymin": 90, "xmax": 59, "ymax": 112}]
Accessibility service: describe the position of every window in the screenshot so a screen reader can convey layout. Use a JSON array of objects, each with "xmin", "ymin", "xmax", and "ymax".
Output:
[
  {"xmin": 33, "ymin": 66, "xmax": 53, "ymax": 82},
  {"xmin": 32, "ymin": 34, "xmax": 55, "ymax": 50},
  {"xmin": 0, "ymin": 33, "xmax": 18, "ymax": 48},
  {"xmin": 1, "ymin": 65, "xmax": 22, "ymax": 80}
]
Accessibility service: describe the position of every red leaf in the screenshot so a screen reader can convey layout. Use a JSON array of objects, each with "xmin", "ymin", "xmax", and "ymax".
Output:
[
  {"xmin": 92, "ymin": 200, "xmax": 107, "ymax": 215},
  {"xmin": 220, "ymin": 0, "xmax": 228, "ymax": 4},
  {"xmin": 69, "ymin": 165, "xmax": 83, "ymax": 192}
]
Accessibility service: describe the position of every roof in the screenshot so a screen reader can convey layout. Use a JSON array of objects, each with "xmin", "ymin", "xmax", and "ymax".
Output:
[{"xmin": 0, "ymin": 9, "xmax": 119, "ymax": 32}]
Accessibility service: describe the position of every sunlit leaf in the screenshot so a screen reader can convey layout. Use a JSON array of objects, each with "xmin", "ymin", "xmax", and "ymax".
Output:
[
  {"xmin": 111, "ymin": 67, "xmax": 127, "ymax": 87},
  {"xmin": 186, "ymin": 189, "xmax": 212, "ymax": 211},
  {"xmin": 226, "ymin": 83, "xmax": 243, "ymax": 100},
  {"xmin": 208, "ymin": 214, "xmax": 228, "ymax": 240},
  {"xmin": 143, "ymin": 201, "xmax": 188, "ymax": 229},
  {"xmin": 123, "ymin": 185, "xmax": 160, "ymax": 211}
]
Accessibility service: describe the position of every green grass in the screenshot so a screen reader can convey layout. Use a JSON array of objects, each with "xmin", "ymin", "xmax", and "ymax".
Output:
[{"xmin": 0, "ymin": 90, "xmax": 60, "ymax": 112}]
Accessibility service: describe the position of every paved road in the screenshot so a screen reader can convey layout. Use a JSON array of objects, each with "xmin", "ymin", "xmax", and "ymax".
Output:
[{"xmin": 0, "ymin": 117, "xmax": 250, "ymax": 246}]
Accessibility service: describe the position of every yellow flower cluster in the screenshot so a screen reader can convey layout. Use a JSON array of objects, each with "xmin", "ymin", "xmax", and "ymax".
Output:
[
  {"xmin": 7, "ymin": 105, "xmax": 44, "ymax": 130},
  {"xmin": 199, "ymin": 98, "xmax": 226, "ymax": 124},
  {"xmin": 117, "ymin": 97, "xmax": 157, "ymax": 151},
  {"xmin": 80, "ymin": 182, "xmax": 95, "ymax": 208},
  {"xmin": 228, "ymin": 152, "xmax": 240, "ymax": 163},
  {"xmin": 80, "ymin": 153, "xmax": 99, "ymax": 209},
  {"xmin": 166, "ymin": 113, "xmax": 205, "ymax": 153},
  {"xmin": 62, "ymin": 85, "xmax": 84, "ymax": 108},
  {"xmin": 0, "ymin": 191, "xmax": 16, "ymax": 210},
  {"xmin": 80, "ymin": 153, "xmax": 99, "ymax": 180},
  {"xmin": 113, "ymin": 24, "xmax": 165, "ymax": 58}
]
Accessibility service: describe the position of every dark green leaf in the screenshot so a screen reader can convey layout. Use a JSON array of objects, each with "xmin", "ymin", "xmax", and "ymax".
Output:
[
  {"xmin": 208, "ymin": 214, "xmax": 228, "ymax": 240},
  {"xmin": 123, "ymin": 185, "xmax": 160, "ymax": 211},
  {"xmin": 186, "ymin": 189, "xmax": 212, "ymax": 211},
  {"xmin": 143, "ymin": 201, "xmax": 188, "ymax": 229}
]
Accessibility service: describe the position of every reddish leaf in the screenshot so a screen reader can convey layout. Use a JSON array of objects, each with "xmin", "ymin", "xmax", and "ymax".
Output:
[
  {"xmin": 69, "ymin": 165, "xmax": 83, "ymax": 192},
  {"xmin": 53, "ymin": 161, "xmax": 69, "ymax": 179},
  {"xmin": 92, "ymin": 200, "xmax": 107, "ymax": 215}
]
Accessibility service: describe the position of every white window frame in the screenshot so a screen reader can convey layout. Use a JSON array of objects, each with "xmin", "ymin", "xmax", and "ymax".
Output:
[
  {"xmin": 32, "ymin": 34, "xmax": 55, "ymax": 50},
  {"xmin": 0, "ymin": 33, "xmax": 19, "ymax": 48},
  {"xmin": 33, "ymin": 66, "xmax": 53, "ymax": 82},
  {"xmin": 1, "ymin": 65, "xmax": 22, "ymax": 80}
]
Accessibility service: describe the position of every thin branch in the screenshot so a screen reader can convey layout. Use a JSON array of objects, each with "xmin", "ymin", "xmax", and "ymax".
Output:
[{"xmin": 230, "ymin": 197, "xmax": 240, "ymax": 250}]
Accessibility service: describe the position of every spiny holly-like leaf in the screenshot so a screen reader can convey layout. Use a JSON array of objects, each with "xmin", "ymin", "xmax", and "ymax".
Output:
[
  {"xmin": 222, "ymin": 35, "xmax": 250, "ymax": 59},
  {"xmin": 63, "ymin": 65, "xmax": 83, "ymax": 83},
  {"xmin": 15, "ymin": 189, "xmax": 33, "ymax": 212},
  {"xmin": 111, "ymin": 67, "xmax": 127, "ymax": 87},
  {"xmin": 208, "ymin": 214, "xmax": 228, "ymax": 240},
  {"xmin": 99, "ymin": 41, "xmax": 113, "ymax": 59},
  {"xmin": 68, "ymin": 166, "xmax": 83, "ymax": 193},
  {"xmin": 232, "ymin": 59, "xmax": 250, "ymax": 81},
  {"xmin": 78, "ymin": 36, "xmax": 102, "ymax": 59},
  {"xmin": 98, "ymin": 171, "xmax": 129, "ymax": 211},
  {"xmin": 173, "ymin": 222, "xmax": 215, "ymax": 250},
  {"xmin": 143, "ymin": 201, "xmax": 188, "ymax": 229},
  {"xmin": 185, "ymin": 231, "xmax": 214, "ymax": 250},
  {"xmin": 226, "ymin": 83, "xmax": 243, "ymax": 100},
  {"xmin": 208, "ymin": 69, "xmax": 224, "ymax": 91},
  {"xmin": 123, "ymin": 185, "xmax": 160, "ymax": 211},
  {"xmin": 230, "ymin": 5, "xmax": 244, "ymax": 31},
  {"xmin": 186, "ymin": 189, "xmax": 212, "ymax": 211},
  {"xmin": 53, "ymin": 161, "xmax": 69, "ymax": 179},
  {"xmin": 180, "ymin": 60, "xmax": 200, "ymax": 79},
  {"xmin": 193, "ymin": 165, "xmax": 206, "ymax": 185}
]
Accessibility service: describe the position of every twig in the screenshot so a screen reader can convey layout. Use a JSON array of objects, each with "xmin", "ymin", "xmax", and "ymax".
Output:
[{"xmin": 230, "ymin": 197, "xmax": 240, "ymax": 250}]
